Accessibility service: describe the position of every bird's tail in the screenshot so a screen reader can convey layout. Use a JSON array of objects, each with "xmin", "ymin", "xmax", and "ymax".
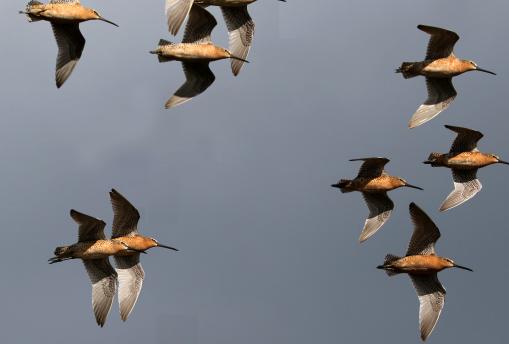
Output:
[
  {"xmin": 396, "ymin": 62, "xmax": 419, "ymax": 79},
  {"xmin": 150, "ymin": 39, "xmax": 174, "ymax": 62},
  {"xmin": 335, "ymin": 179, "xmax": 353, "ymax": 193},
  {"xmin": 423, "ymin": 152, "xmax": 443, "ymax": 166},
  {"xmin": 54, "ymin": 245, "xmax": 71, "ymax": 257},
  {"xmin": 376, "ymin": 254, "xmax": 401, "ymax": 277},
  {"xmin": 21, "ymin": 1, "xmax": 44, "ymax": 22}
]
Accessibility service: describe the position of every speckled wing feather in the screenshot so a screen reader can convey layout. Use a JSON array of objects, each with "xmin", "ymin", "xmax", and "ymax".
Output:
[
  {"xmin": 221, "ymin": 5, "xmax": 254, "ymax": 76},
  {"xmin": 350, "ymin": 157, "xmax": 390, "ymax": 178},
  {"xmin": 409, "ymin": 273, "xmax": 446, "ymax": 341},
  {"xmin": 406, "ymin": 203, "xmax": 440, "ymax": 256},
  {"xmin": 83, "ymin": 259, "xmax": 118, "ymax": 327},
  {"xmin": 114, "ymin": 254, "xmax": 145, "ymax": 322},
  {"xmin": 70, "ymin": 209, "xmax": 106, "ymax": 242},
  {"xmin": 409, "ymin": 78, "xmax": 457, "ymax": 128},
  {"xmin": 166, "ymin": 61, "xmax": 215, "ymax": 108},
  {"xmin": 166, "ymin": 0, "xmax": 194, "ymax": 35},
  {"xmin": 110, "ymin": 189, "xmax": 140, "ymax": 238},
  {"xmin": 51, "ymin": 23, "xmax": 85, "ymax": 88},
  {"xmin": 440, "ymin": 169, "xmax": 481, "ymax": 212},
  {"xmin": 360, "ymin": 192, "xmax": 394, "ymax": 242},
  {"xmin": 183, "ymin": 5, "xmax": 216, "ymax": 44},
  {"xmin": 418, "ymin": 25, "xmax": 459, "ymax": 60},
  {"xmin": 445, "ymin": 125, "xmax": 483, "ymax": 153}
]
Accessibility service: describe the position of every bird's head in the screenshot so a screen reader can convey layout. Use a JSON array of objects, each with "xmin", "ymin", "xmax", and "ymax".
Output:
[{"xmin": 464, "ymin": 60, "xmax": 496, "ymax": 75}]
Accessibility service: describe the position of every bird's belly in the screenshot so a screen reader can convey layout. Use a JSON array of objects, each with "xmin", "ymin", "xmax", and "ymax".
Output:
[
  {"xmin": 160, "ymin": 45, "xmax": 224, "ymax": 61},
  {"xmin": 31, "ymin": 5, "xmax": 86, "ymax": 22},
  {"xmin": 73, "ymin": 240, "xmax": 116, "ymax": 260},
  {"xmin": 446, "ymin": 153, "xmax": 490, "ymax": 169},
  {"xmin": 421, "ymin": 59, "xmax": 462, "ymax": 78},
  {"xmin": 393, "ymin": 255, "xmax": 446, "ymax": 274},
  {"xmin": 360, "ymin": 177, "xmax": 397, "ymax": 192}
]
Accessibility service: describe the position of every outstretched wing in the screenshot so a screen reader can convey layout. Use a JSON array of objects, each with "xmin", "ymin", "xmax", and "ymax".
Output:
[
  {"xmin": 115, "ymin": 254, "xmax": 145, "ymax": 322},
  {"xmin": 183, "ymin": 4, "xmax": 217, "ymax": 44},
  {"xmin": 110, "ymin": 189, "xmax": 140, "ymax": 238},
  {"xmin": 165, "ymin": 62, "xmax": 215, "ymax": 109},
  {"xmin": 350, "ymin": 157, "xmax": 390, "ymax": 178},
  {"xmin": 440, "ymin": 169, "xmax": 481, "ymax": 212},
  {"xmin": 51, "ymin": 23, "xmax": 85, "ymax": 88},
  {"xmin": 418, "ymin": 24, "xmax": 459, "ymax": 60},
  {"xmin": 409, "ymin": 78, "xmax": 457, "ymax": 129},
  {"xmin": 165, "ymin": 0, "xmax": 194, "ymax": 35},
  {"xmin": 409, "ymin": 273, "xmax": 446, "ymax": 341},
  {"xmin": 70, "ymin": 209, "xmax": 106, "ymax": 242},
  {"xmin": 445, "ymin": 125, "xmax": 483, "ymax": 153},
  {"xmin": 83, "ymin": 258, "xmax": 118, "ymax": 327},
  {"xmin": 406, "ymin": 202, "xmax": 441, "ymax": 256},
  {"xmin": 360, "ymin": 192, "xmax": 394, "ymax": 242},
  {"xmin": 221, "ymin": 5, "xmax": 254, "ymax": 76}
]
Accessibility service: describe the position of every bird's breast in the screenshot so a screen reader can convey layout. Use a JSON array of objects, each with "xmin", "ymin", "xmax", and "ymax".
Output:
[
  {"xmin": 392, "ymin": 255, "xmax": 449, "ymax": 274},
  {"xmin": 159, "ymin": 44, "xmax": 228, "ymax": 61},
  {"xmin": 421, "ymin": 57, "xmax": 466, "ymax": 77},
  {"xmin": 446, "ymin": 152, "xmax": 496, "ymax": 169},
  {"xmin": 358, "ymin": 176, "xmax": 400, "ymax": 192}
]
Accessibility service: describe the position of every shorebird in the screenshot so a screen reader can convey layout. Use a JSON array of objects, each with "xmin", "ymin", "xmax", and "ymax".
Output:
[
  {"xmin": 165, "ymin": 0, "xmax": 285, "ymax": 75},
  {"xmin": 424, "ymin": 125, "xmax": 509, "ymax": 211},
  {"xmin": 49, "ymin": 189, "xmax": 178, "ymax": 326},
  {"xmin": 331, "ymin": 157, "xmax": 422, "ymax": 242},
  {"xmin": 20, "ymin": 0, "xmax": 118, "ymax": 88},
  {"xmin": 397, "ymin": 25, "xmax": 496, "ymax": 128},
  {"xmin": 151, "ymin": 4, "xmax": 248, "ymax": 108},
  {"xmin": 377, "ymin": 202, "xmax": 472, "ymax": 341}
]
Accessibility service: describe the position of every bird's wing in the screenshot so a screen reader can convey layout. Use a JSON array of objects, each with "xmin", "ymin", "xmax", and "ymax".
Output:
[
  {"xmin": 165, "ymin": 62, "xmax": 215, "ymax": 109},
  {"xmin": 110, "ymin": 189, "xmax": 140, "ymax": 238},
  {"xmin": 418, "ymin": 24, "xmax": 459, "ymax": 60},
  {"xmin": 409, "ymin": 273, "xmax": 446, "ymax": 341},
  {"xmin": 409, "ymin": 78, "xmax": 457, "ymax": 128},
  {"xmin": 166, "ymin": 0, "xmax": 194, "ymax": 35},
  {"xmin": 51, "ymin": 23, "xmax": 85, "ymax": 88},
  {"xmin": 350, "ymin": 157, "xmax": 390, "ymax": 178},
  {"xmin": 182, "ymin": 4, "xmax": 217, "ymax": 44},
  {"xmin": 114, "ymin": 254, "xmax": 145, "ymax": 322},
  {"xmin": 440, "ymin": 169, "xmax": 481, "ymax": 212},
  {"xmin": 406, "ymin": 202, "xmax": 441, "ymax": 256},
  {"xmin": 70, "ymin": 209, "xmax": 106, "ymax": 242},
  {"xmin": 83, "ymin": 259, "xmax": 118, "ymax": 327},
  {"xmin": 360, "ymin": 192, "xmax": 394, "ymax": 242},
  {"xmin": 445, "ymin": 125, "xmax": 483, "ymax": 153},
  {"xmin": 221, "ymin": 5, "xmax": 254, "ymax": 76}
]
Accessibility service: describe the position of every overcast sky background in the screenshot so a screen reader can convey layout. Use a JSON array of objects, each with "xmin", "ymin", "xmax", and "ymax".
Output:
[{"xmin": 0, "ymin": 0, "xmax": 507, "ymax": 343}]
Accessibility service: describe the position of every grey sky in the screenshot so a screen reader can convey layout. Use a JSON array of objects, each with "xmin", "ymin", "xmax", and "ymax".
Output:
[{"xmin": 1, "ymin": 0, "xmax": 508, "ymax": 343}]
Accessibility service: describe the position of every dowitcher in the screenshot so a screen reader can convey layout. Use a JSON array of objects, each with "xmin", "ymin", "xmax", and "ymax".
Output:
[
  {"xmin": 151, "ymin": 4, "xmax": 248, "ymax": 108},
  {"xmin": 397, "ymin": 25, "xmax": 495, "ymax": 128},
  {"xmin": 424, "ymin": 125, "xmax": 509, "ymax": 211},
  {"xmin": 377, "ymin": 202, "xmax": 472, "ymax": 341},
  {"xmin": 49, "ymin": 189, "xmax": 178, "ymax": 326},
  {"xmin": 331, "ymin": 157, "xmax": 422, "ymax": 242},
  {"xmin": 20, "ymin": 0, "xmax": 118, "ymax": 88},
  {"xmin": 165, "ymin": 0, "xmax": 285, "ymax": 75}
]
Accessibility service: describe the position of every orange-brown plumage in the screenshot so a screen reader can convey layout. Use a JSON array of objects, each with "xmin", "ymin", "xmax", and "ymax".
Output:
[{"xmin": 377, "ymin": 203, "xmax": 472, "ymax": 341}]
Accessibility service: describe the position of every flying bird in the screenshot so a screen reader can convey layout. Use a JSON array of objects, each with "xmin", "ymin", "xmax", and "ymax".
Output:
[
  {"xmin": 397, "ymin": 25, "xmax": 496, "ymax": 128},
  {"xmin": 424, "ymin": 125, "xmax": 509, "ymax": 211},
  {"xmin": 20, "ymin": 0, "xmax": 118, "ymax": 88},
  {"xmin": 151, "ymin": 4, "xmax": 248, "ymax": 108},
  {"xmin": 49, "ymin": 189, "xmax": 178, "ymax": 327},
  {"xmin": 331, "ymin": 157, "xmax": 422, "ymax": 242},
  {"xmin": 165, "ymin": 0, "xmax": 286, "ymax": 76},
  {"xmin": 377, "ymin": 202, "xmax": 472, "ymax": 341}
]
